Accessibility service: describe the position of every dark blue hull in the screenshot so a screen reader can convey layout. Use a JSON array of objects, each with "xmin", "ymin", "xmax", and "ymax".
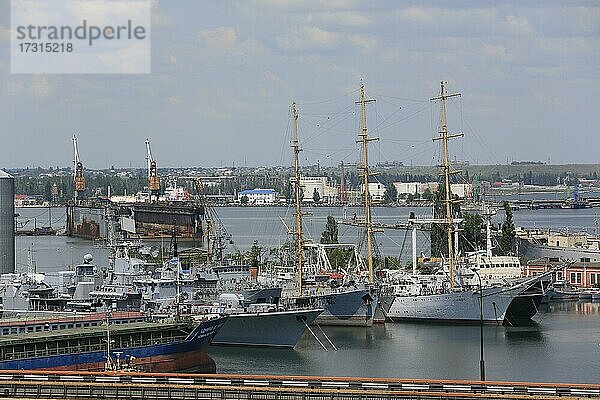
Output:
[{"xmin": 0, "ymin": 317, "xmax": 226, "ymax": 372}]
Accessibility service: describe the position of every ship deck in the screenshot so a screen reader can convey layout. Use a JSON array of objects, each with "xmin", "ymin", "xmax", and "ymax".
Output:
[{"xmin": 0, "ymin": 321, "xmax": 192, "ymax": 362}]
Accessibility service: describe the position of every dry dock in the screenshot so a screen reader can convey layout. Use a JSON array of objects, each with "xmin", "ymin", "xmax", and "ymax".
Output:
[{"xmin": 0, "ymin": 370, "xmax": 597, "ymax": 399}]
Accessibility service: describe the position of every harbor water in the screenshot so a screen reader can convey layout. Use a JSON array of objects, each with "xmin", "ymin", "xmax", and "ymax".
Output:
[
  {"xmin": 210, "ymin": 301, "xmax": 600, "ymax": 384},
  {"xmin": 12, "ymin": 206, "xmax": 600, "ymax": 383}
]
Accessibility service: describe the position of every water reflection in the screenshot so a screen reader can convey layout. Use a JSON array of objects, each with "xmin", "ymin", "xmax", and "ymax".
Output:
[
  {"xmin": 209, "ymin": 345, "xmax": 308, "ymax": 375},
  {"xmin": 504, "ymin": 323, "xmax": 545, "ymax": 343},
  {"xmin": 548, "ymin": 300, "xmax": 600, "ymax": 315}
]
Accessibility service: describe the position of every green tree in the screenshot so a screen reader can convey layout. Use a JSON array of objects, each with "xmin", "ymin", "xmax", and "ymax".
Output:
[
  {"xmin": 499, "ymin": 201, "xmax": 516, "ymax": 255},
  {"xmin": 430, "ymin": 182, "xmax": 463, "ymax": 257},
  {"xmin": 383, "ymin": 183, "xmax": 398, "ymax": 204},
  {"xmin": 421, "ymin": 188, "xmax": 433, "ymax": 201},
  {"xmin": 249, "ymin": 240, "xmax": 262, "ymax": 269},
  {"xmin": 312, "ymin": 188, "xmax": 321, "ymax": 203},
  {"xmin": 320, "ymin": 215, "xmax": 338, "ymax": 244},
  {"xmin": 319, "ymin": 216, "xmax": 351, "ymax": 269},
  {"xmin": 460, "ymin": 213, "xmax": 485, "ymax": 254}
]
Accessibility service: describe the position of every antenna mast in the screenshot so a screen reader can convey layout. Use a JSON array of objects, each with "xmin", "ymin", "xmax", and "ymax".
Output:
[
  {"xmin": 356, "ymin": 84, "xmax": 378, "ymax": 284},
  {"xmin": 291, "ymin": 103, "xmax": 304, "ymax": 295},
  {"xmin": 431, "ymin": 81, "xmax": 463, "ymax": 288}
]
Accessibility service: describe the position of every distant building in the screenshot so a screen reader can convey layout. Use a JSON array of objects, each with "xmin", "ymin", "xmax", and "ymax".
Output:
[
  {"xmin": 238, "ymin": 188, "xmax": 277, "ymax": 205},
  {"xmin": 393, "ymin": 182, "xmax": 439, "ymax": 196},
  {"xmin": 361, "ymin": 182, "xmax": 386, "ymax": 203},
  {"xmin": 392, "ymin": 181, "xmax": 471, "ymax": 199},
  {"xmin": 524, "ymin": 258, "xmax": 600, "ymax": 289},
  {"xmin": 14, "ymin": 194, "xmax": 46, "ymax": 207},
  {"xmin": 393, "ymin": 182, "xmax": 419, "ymax": 196},
  {"xmin": 297, "ymin": 177, "xmax": 338, "ymax": 203},
  {"xmin": 450, "ymin": 183, "xmax": 473, "ymax": 199}
]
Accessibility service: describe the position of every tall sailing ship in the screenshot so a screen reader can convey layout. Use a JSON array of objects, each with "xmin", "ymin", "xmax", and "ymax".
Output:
[
  {"xmin": 383, "ymin": 82, "xmax": 550, "ymax": 325},
  {"xmin": 271, "ymin": 98, "xmax": 378, "ymax": 327}
]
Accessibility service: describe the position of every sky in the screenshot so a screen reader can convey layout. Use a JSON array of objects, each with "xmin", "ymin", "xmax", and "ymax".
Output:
[{"xmin": 0, "ymin": 0, "xmax": 599, "ymax": 169}]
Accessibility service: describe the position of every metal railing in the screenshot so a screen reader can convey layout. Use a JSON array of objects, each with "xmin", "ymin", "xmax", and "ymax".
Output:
[{"xmin": 0, "ymin": 370, "xmax": 597, "ymax": 399}]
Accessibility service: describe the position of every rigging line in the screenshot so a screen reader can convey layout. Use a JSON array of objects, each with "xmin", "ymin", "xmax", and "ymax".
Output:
[
  {"xmin": 371, "ymin": 102, "xmax": 404, "ymax": 133},
  {"xmin": 464, "ymin": 118, "xmax": 498, "ymax": 164},
  {"xmin": 375, "ymin": 97, "xmax": 423, "ymax": 109},
  {"xmin": 383, "ymin": 230, "xmax": 407, "ymax": 259},
  {"xmin": 299, "ymin": 109, "xmax": 355, "ymax": 148},
  {"xmin": 370, "ymin": 92, "xmax": 429, "ymax": 103},
  {"xmin": 396, "ymin": 142, "xmax": 436, "ymax": 161},
  {"xmin": 300, "ymin": 111, "xmax": 355, "ymax": 117},
  {"xmin": 370, "ymin": 100, "xmax": 429, "ymax": 133},
  {"xmin": 296, "ymin": 87, "xmax": 360, "ymax": 106},
  {"xmin": 300, "ymin": 104, "xmax": 356, "ymax": 142},
  {"xmin": 375, "ymin": 104, "xmax": 430, "ymax": 133},
  {"xmin": 302, "ymin": 147, "xmax": 355, "ymax": 154},
  {"xmin": 386, "ymin": 138, "xmax": 431, "ymax": 144},
  {"xmin": 277, "ymin": 106, "xmax": 293, "ymax": 166}
]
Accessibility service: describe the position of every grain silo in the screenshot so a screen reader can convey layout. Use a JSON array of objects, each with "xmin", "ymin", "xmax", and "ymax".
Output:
[{"xmin": 0, "ymin": 170, "xmax": 15, "ymax": 274}]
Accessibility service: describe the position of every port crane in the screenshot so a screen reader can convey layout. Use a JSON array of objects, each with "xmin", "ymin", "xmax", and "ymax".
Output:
[
  {"xmin": 72, "ymin": 134, "xmax": 85, "ymax": 204},
  {"xmin": 145, "ymin": 139, "xmax": 160, "ymax": 202}
]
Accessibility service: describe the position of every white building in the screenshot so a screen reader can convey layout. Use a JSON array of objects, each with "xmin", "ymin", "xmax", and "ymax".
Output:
[
  {"xmin": 393, "ymin": 182, "xmax": 439, "ymax": 196},
  {"xmin": 361, "ymin": 182, "xmax": 386, "ymax": 203},
  {"xmin": 450, "ymin": 183, "xmax": 473, "ymax": 199},
  {"xmin": 393, "ymin": 182, "xmax": 419, "ymax": 196},
  {"xmin": 392, "ymin": 181, "xmax": 470, "ymax": 198},
  {"xmin": 238, "ymin": 188, "xmax": 278, "ymax": 205},
  {"xmin": 297, "ymin": 177, "xmax": 338, "ymax": 203}
]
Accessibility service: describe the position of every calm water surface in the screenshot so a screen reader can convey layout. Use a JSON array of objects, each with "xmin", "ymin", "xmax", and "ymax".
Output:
[
  {"xmin": 210, "ymin": 301, "xmax": 600, "ymax": 383},
  {"xmin": 15, "ymin": 206, "xmax": 600, "ymax": 269}
]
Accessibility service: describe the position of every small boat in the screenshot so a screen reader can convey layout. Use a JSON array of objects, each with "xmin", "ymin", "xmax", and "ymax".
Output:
[
  {"xmin": 546, "ymin": 281, "xmax": 580, "ymax": 301},
  {"xmin": 578, "ymin": 292, "xmax": 593, "ymax": 300}
]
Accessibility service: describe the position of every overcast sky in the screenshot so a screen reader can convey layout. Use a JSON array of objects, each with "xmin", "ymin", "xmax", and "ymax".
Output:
[{"xmin": 0, "ymin": 0, "xmax": 598, "ymax": 169}]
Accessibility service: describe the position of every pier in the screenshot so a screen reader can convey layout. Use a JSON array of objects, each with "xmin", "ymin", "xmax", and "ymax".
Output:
[{"xmin": 0, "ymin": 370, "xmax": 597, "ymax": 400}]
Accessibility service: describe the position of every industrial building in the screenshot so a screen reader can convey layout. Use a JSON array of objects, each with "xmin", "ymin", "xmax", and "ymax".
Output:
[{"xmin": 0, "ymin": 170, "xmax": 15, "ymax": 274}]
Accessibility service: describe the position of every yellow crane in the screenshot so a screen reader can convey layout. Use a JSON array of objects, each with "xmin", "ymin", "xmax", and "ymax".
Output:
[
  {"xmin": 145, "ymin": 139, "xmax": 160, "ymax": 202},
  {"xmin": 72, "ymin": 134, "xmax": 85, "ymax": 203}
]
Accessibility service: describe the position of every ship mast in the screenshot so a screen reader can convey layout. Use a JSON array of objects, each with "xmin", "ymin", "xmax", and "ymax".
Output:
[
  {"xmin": 356, "ymin": 84, "xmax": 378, "ymax": 284},
  {"xmin": 430, "ymin": 81, "xmax": 462, "ymax": 288},
  {"xmin": 291, "ymin": 103, "xmax": 304, "ymax": 295}
]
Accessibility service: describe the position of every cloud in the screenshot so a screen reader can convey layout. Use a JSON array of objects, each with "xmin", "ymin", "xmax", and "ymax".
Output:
[
  {"xmin": 349, "ymin": 34, "xmax": 377, "ymax": 51},
  {"xmin": 315, "ymin": 11, "xmax": 371, "ymax": 27},
  {"xmin": 0, "ymin": 24, "xmax": 9, "ymax": 43},
  {"xmin": 197, "ymin": 26, "xmax": 237, "ymax": 47},
  {"xmin": 1, "ymin": 1, "xmax": 599, "ymax": 167},
  {"xmin": 275, "ymin": 26, "xmax": 341, "ymax": 51},
  {"xmin": 251, "ymin": 0, "xmax": 361, "ymax": 12},
  {"xmin": 505, "ymin": 14, "xmax": 534, "ymax": 36},
  {"xmin": 24, "ymin": 75, "xmax": 51, "ymax": 99},
  {"xmin": 396, "ymin": 6, "xmax": 434, "ymax": 24}
]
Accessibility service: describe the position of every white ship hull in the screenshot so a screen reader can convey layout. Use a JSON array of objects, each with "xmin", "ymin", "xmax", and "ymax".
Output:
[{"xmin": 387, "ymin": 282, "xmax": 529, "ymax": 323}]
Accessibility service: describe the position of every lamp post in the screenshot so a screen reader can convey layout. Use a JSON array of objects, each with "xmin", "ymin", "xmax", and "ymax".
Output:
[{"xmin": 472, "ymin": 268, "xmax": 485, "ymax": 381}]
